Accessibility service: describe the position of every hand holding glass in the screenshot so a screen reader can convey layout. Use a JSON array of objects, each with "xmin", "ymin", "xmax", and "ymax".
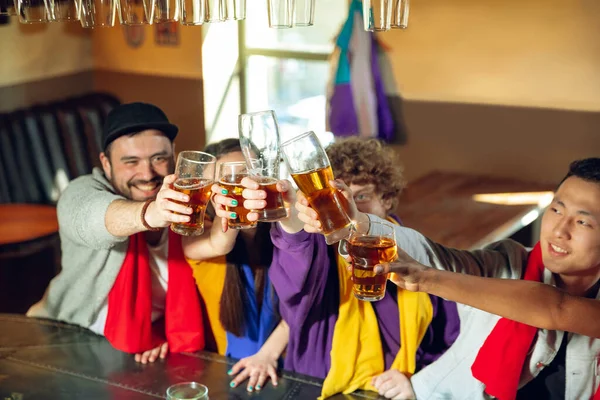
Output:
[
  {"xmin": 239, "ymin": 110, "xmax": 288, "ymax": 222},
  {"xmin": 218, "ymin": 161, "xmax": 257, "ymax": 230},
  {"xmin": 170, "ymin": 151, "xmax": 216, "ymax": 236},
  {"xmin": 348, "ymin": 220, "xmax": 397, "ymax": 301},
  {"xmin": 282, "ymin": 131, "xmax": 352, "ymax": 244}
]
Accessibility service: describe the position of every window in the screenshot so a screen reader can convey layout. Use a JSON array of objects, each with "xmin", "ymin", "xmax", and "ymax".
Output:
[{"xmin": 205, "ymin": 0, "xmax": 347, "ymax": 147}]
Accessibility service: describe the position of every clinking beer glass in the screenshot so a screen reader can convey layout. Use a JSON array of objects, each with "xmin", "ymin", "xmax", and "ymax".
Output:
[
  {"xmin": 170, "ymin": 151, "xmax": 216, "ymax": 236},
  {"xmin": 218, "ymin": 161, "xmax": 257, "ymax": 230},
  {"xmin": 347, "ymin": 220, "xmax": 398, "ymax": 301},
  {"xmin": 239, "ymin": 110, "xmax": 288, "ymax": 222},
  {"xmin": 282, "ymin": 131, "xmax": 352, "ymax": 245}
]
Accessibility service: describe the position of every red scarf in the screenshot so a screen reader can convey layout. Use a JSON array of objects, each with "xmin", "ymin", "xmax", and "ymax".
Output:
[
  {"xmin": 104, "ymin": 230, "xmax": 205, "ymax": 354},
  {"xmin": 471, "ymin": 242, "xmax": 600, "ymax": 400}
]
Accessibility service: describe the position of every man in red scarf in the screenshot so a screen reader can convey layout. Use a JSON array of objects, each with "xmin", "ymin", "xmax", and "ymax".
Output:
[
  {"xmin": 28, "ymin": 103, "xmax": 237, "ymax": 364},
  {"xmin": 297, "ymin": 157, "xmax": 600, "ymax": 399}
]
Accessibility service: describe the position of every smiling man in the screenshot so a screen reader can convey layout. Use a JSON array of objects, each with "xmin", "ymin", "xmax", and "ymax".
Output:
[
  {"xmin": 28, "ymin": 103, "xmax": 236, "ymax": 364},
  {"xmin": 295, "ymin": 157, "xmax": 600, "ymax": 399}
]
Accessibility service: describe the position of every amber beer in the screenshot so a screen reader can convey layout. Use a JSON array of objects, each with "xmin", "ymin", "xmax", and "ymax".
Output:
[
  {"xmin": 291, "ymin": 166, "xmax": 351, "ymax": 235},
  {"xmin": 219, "ymin": 175, "xmax": 257, "ymax": 230},
  {"xmin": 348, "ymin": 236, "xmax": 397, "ymax": 301},
  {"xmin": 171, "ymin": 177, "xmax": 213, "ymax": 236},
  {"xmin": 252, "ymin": 175, "xmax": 288, "ymax": 222}
]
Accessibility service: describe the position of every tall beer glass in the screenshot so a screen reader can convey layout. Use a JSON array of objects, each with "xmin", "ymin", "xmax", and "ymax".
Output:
[
  {"xmin": 218, "ymin": 161, "xmax": 257, "ymax": 230},
  {"xmin": 282, "ymin": 131, "xmax": 352, "ymax": 245},
  {"xmin": 347, "ymin": 220, "xmax": 397, "ymax": 301},
  {"xmin": 171, "ymin": 151, "xmax": 216, "ymax": 236},
  {"xmin": 239, "ymin": 110, "xmax": 288, "ymax": 222}
]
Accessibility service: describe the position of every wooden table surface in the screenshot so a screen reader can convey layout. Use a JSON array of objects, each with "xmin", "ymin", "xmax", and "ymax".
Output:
[
  {"xmin": 0, "ymin": 204, "xmax": 58, "ymax": 246},
  {"xmin": 395, "ymin": 170, "xmax": 556, "ymax": 250}
]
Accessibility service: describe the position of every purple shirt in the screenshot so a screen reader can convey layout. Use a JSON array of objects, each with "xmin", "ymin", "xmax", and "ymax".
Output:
[{"xmin": 269, "ymin": 225, "xmax": 460, "ymax": 379}]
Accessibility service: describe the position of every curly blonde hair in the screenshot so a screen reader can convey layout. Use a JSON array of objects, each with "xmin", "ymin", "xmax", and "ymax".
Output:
[{"xmin": 326, "ymin": 138, "xmax": 406, "ymax": 211}]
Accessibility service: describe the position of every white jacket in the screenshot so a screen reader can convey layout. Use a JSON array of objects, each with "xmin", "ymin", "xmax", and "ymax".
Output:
[{"xmin": 368, "ymin": 215, "xmax": 600, "ymax": 399}]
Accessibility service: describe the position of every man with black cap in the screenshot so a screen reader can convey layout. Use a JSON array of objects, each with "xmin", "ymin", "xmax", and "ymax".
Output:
[{"xmin": 28, "ymin": 102, "xmax": 237, "ymax": 364}]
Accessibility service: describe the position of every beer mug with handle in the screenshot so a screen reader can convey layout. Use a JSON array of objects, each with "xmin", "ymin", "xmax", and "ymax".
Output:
[
  {"xmin": 238, "ymin": 110, "xmax": 288, "ymax": 222},
  {"xmin": 170, "ymin": 151, "xmax": 216, "ymax": 236},
  {"xmin": 281, "ymin": 130, "xmax": 352, "ymax": 245}
]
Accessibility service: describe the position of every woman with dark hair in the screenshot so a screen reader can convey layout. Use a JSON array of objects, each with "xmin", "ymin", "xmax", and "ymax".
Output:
[{"xmin": 184, "ymin": 139, "xmax": 288, "ymax": 393}]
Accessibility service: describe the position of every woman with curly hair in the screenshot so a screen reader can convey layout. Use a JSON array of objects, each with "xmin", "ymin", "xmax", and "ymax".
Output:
[{"xmin": 238, "ymin": 137, "xmax": 461, "ymax": 398}]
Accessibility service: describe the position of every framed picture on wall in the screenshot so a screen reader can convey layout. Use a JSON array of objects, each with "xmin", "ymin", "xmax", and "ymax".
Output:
[{"xmin": 155, "ymin": 22, "xmax": 179, "ymax": 46}]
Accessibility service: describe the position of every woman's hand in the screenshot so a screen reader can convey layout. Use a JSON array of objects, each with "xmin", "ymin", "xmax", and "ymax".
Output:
[
  {"xmin": 228, "ymin": 351, "xmax": 279, "ymax": 392},
  {"xmin": 210, "ymin": 183, "xmax": 240, "ymax": 232}
]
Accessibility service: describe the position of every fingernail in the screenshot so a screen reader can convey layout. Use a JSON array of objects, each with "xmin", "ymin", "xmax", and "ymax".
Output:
[
  {"xmin": 247, "ymin": 386, "xmax": 253, "ymax": 392},
  {"xmin": 230, "ymin": 212, "xmax": 237, "ymax": 218},
  {"xmin": 273, "ymin": 382, "xmax": 278, "ymax": 386},
  {"xmin": 230, "ymin": 382, "xmax": 236, "ymax": 388},
  {"xmin": 231, "ymin": 199, "xmax": 238, "ymax": 206},
  {"xmin": 256, "ymin": 385, "xmax": 261, "ymax": 390},
  {"xmin": 227, "ymin": 369, "xmax": 233, "ymax": 375},
  {"xmin": 374, "ymin": 266, "xmax": 383, "ymax": 274},
  {"xmin": 221, "ymin": 189, "xmax": 228, "ymax": 195}
]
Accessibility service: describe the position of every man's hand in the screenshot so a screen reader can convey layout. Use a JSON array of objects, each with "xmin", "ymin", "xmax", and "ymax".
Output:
[
  {"xmin": 144, "ymin": 175, "xmax": 193, "ymax": 229},
  {"xmin": 134, "ymin": 342, "xmax": 169, "ymax": 364},
  {"xmin": 374, "ymin": 247, "xmax": 432, "ymax": 292},
  {"xmin": 372, "ymin": 369, "xmax": 416, "ymax": 399}
]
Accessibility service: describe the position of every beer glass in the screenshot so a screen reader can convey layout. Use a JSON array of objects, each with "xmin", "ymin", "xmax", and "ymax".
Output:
[
  {"xmin": 224, "ymin": 0, "xmax": 244, "ymax": 20},
  {"xmin": 204, "ymin": 0, "xmax": 224, "ymax": 22},
  {"xmin": 171, "ymin": 151, "xmax": 216, "ymax": 236},
  {"xmin": 391, "ymin": 0, "xmax": 408, "ymax": 29},
  {"xmin": 16, "ymin": 0, "xmax": 50, "ymax": 23},
  {"xmin": 267, "ymin": 0, "xmax": 293, "ymax": 28},
  {"xmin": 48, "ymin": 0, "xmax": 79, "ymax": 21},
  {"xmin": 166, "ymin": 382, "xmax": 208, "ymax": 400},
  {"xmin": 78, "ymin": 0, "xmax": 118, "ymax": 27},
  {"xmin": 0, "ymin": 0, "xmax": 18, "ymax": 16},
  {"xmin": 180, "ymin": 0, "xmax": 203, "ymax": 25},
  {"xmin": 293, "ymin": 0, "xmax": 313, "ymax": 26},
  {"xmin": 218, "ymin": 161, "xmax": 257, "ymax": 230},
  {"xmin": 239, "ymin": 110, "xmax": 288, "ymax": 222},
  {"xmin": 152, "ymin": 0, "xmax": 179, "ymax": 23},
  {"xmin": 363, "ymin": 0, "xmax": 391, "ymax": 31},
  {"xmin": 281, "ymin": 131, "xmax": 352, "ymax": 245},
  {"xmin": 119, "ymin": 0, "xmax": 149, "ymax": 25},
  {"xmin": 347, "ymin": 220, "xmax": 397, "ymax": 301}
]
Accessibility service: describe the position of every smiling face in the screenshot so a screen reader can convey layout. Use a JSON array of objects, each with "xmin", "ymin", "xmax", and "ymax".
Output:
[
  {"xmin": 540, "ymin": 176, "xmax": 600, "ymax": 290},
  {"xmin": 99, "ymin": 129, "xmax": 175, "ymax": 201}
]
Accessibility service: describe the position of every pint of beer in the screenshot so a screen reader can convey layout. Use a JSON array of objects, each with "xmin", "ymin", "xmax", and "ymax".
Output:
[
  {"xmin": 239, "ymin": 110, "xmax": 288, "ymax": 222},
  {"xmin": 218, "ymin": 161, "xmax": 257, "ymax": 230},
  {"xmin": 171, "ymin": 151, "xmax": 216, "ymax": 236},
  {"xmin": 282, "ymin": 131, "xmax": 352, "ymax": 244},
  {"xmin": 347, "ymin": 221, "xmax": 397, "ymax": 301}
]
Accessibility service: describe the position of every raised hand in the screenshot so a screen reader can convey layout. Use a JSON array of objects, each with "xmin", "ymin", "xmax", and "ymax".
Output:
[
  {"xmin": 210, "ymin": 182, "xmax": 240, "ymax": 232},
  {"xmin": 374, "ymin": 247, "xmax": 431, "ymax": 292},
  {"xmin": 295, "ymin": 179, "xmax": 365, "ymax": 234},
  {"xmin": 144, "ymin": 174, "xmax": 192, "ymax": 229}
]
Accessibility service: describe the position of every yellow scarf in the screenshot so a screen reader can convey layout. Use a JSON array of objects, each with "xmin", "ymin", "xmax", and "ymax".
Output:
[
  {"xmin": 320, "ymin": 217, "xmax": 433, "ymax": 399},
  {"xmin": 187, "ymin": 256, "xmax": 228, "ymax": 355}
]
